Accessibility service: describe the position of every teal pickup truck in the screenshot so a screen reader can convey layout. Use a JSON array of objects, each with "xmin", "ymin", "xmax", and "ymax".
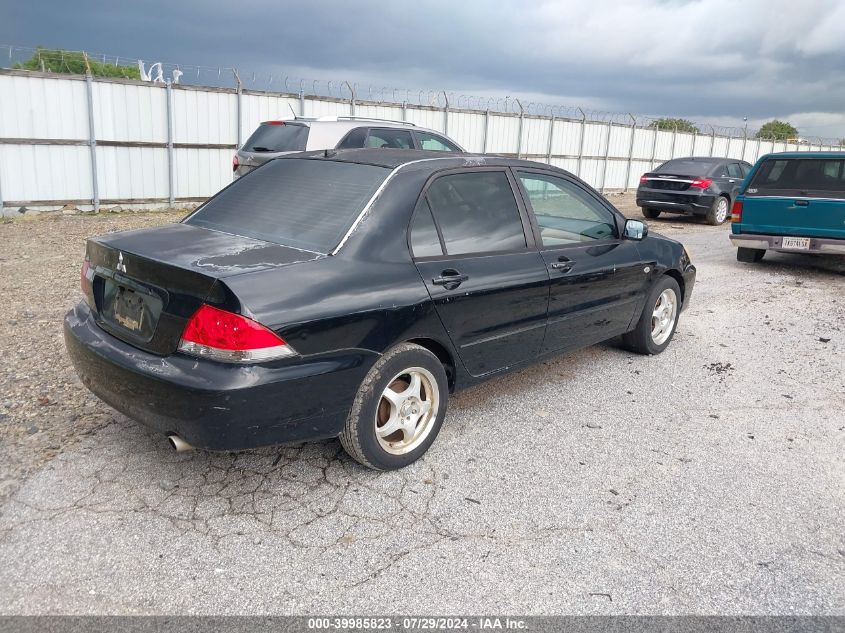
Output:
[{"xmin": 730, "ymin": 152, "xmax": 845, "ymax": 262}]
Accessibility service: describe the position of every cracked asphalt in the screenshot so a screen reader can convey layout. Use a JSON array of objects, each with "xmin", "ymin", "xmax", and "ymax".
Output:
[{"xmin": 0, "ymin": 195, "xmax": 843, "ymax": 614}]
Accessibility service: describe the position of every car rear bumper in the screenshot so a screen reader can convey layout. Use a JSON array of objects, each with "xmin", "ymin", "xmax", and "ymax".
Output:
[
  {"xmin": 64, "ymin": 302, "xmax": 377, "ymax": 450},
  {"xmin": 637, "ymin": 190, "xmax": 714, "ymax": 215},
  {"xmin": 729, "ymin": 233, "xmax": 845, "ymax": 255}
]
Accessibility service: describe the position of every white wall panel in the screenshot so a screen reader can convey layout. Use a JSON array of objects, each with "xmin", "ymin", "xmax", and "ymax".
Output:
[
  {"xmin": 485, "ymin": 115, "xmax": 519, "ymax": 154},
  {"xmin": 447, "ymin": 111, "xmax": 485, "ymax": 152},
  {"xmin": 0, "ymin": 144, "xmax": 92, "ymax": 201},
  {"xmin": 405, "ymin": 108, "xmax": 445, "ymax": 133},
  {"xmin": 173, "ymin": 148, "xmax": 232, "ymax": 199},
  {"xmin": 632, "ymin": 128, "xmax": 653, "ymax": 158},
  {"xmin": 692, "ymin": 134, "xmax": 710, "ymax": 156},
  {"xmin": 653, "ymin": 130, "xmax": 674, "ymax": 160},
  {"xmin": 674, "ymin": 133, "xmax": 694, "ymax": 157},
  {"xmin": 0, "ymin": 74, "xmax": 89, "ymax": 139},
  {"xmin": 172, "ymin": 88, "xmax": 237, "ymax": 145},
  {"xmin": 96, "ymin": 146, "xmax": 168, "ymax": 200},
  {"xmin": 355, "ymin": 104, "xmax": 405, "ymax": 121},
  {"xmin": 93, "ymin": 82, "xmax": 167, "ymax": 142},
  {"xmin": 521, "ymin": 118, "xmax": 550, "ymax": 155}
]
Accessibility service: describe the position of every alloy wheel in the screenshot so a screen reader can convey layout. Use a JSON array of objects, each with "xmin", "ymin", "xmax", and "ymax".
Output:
[
  {"xmin": 651, "ymin": 289, "xmax": 678, "ymax": 345},
  {"xmin": 374, "ymin": 367, "xmax": 440, "ymax": 455}
]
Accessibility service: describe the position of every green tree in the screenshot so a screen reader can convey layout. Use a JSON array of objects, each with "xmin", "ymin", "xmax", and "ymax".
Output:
[
  {"xmin": 755, "ymin": 120, "xmax": 798, "ymax": 141},
  {"xmin": 648, "ymin": 117, "xmax": 700, "ymax": 134},
  {"xmin": 12, "ymin": 47, "xmax": 140, "ymax": 79}
]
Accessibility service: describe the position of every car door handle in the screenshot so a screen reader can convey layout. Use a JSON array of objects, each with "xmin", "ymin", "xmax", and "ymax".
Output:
[
  {"xmin": 549, "ymin": 257, "xmax": 574, "ymax": 273},
  {"xmin": 432, "ymin": 270, "xmax": 469, "ymax": 287}
]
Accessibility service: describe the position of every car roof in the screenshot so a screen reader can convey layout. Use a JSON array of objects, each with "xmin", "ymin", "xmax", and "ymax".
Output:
[
  {"xmin": 758, "ymin": 151, "xmax": 845, "ymax": 159},
  {"xmin": 662, "ymin": 156, "xmax": 750, "ymax": 165},
  {"xmin": 277, "ymin": 148, "xmax": 565, "ymax": 173}
]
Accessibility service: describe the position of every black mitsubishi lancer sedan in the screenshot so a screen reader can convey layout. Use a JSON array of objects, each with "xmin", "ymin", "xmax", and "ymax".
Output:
[{"xmin": 65, "ymin": 149, "xmax": 696, "ymax": 470}]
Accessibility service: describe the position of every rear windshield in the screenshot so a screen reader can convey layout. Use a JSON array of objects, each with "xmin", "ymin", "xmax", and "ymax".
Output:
[
  {"xmin": 655, "ymin": 159, "xmax": 718, "ymax": 177},
  {"xmin": 185, "ymin": 159, "xmax": 388, "ymax": 253},
  {"xmin": 242, "ymin": 122, "xmax": 309, "ymax": 152},
  {"xmin": 747, "ymin": 158, "xmax": 845, "ymax": 198}
]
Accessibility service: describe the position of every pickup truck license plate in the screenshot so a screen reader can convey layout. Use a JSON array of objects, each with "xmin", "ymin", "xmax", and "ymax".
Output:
[{"xmin": 781, "ymin": 237, "xmax": 810, "ymax": 250}]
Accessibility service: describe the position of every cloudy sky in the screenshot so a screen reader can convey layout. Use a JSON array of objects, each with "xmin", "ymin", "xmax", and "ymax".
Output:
[{"xmin": 5, "ymin": 0, "xmax": 845, "ymax": 138}]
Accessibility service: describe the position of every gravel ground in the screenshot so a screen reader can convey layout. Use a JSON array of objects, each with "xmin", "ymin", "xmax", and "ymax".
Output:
[{"xmin": 0, "ymin": 194, "xmax": 842, "ymax": 614}]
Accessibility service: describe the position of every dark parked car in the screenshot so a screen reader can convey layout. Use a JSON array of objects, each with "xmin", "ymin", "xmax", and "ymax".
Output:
[
  {"xmin": 234, "ymin": 116, "xmax": 464, "ymax": 178},
  {"xmin": 637, "ymin": 157, "xmax": 752, "ymax": 225},
  {"xmin": 65, "ymin": 150, "xmax": 696, "ymax": 470},
  {"xmin": 731, "ymin": 152, "xmax": 845, "ymax": 262}
]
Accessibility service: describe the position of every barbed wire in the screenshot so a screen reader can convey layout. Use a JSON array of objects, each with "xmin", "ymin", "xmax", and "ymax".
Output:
[{"xmin": 1, "ymin": 44, "xmax": 840, "ymax": 145}]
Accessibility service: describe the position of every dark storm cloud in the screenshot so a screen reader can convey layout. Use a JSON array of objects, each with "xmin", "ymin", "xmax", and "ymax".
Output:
[{"xmin": 4, "ymin": 0, "xmax": 845, "ymax": 136}]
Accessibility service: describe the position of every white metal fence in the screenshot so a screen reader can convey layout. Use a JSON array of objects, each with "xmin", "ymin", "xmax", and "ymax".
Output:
[{"xmin": 1, "ymin": 68, "xmax": 842, "ymax": 214}]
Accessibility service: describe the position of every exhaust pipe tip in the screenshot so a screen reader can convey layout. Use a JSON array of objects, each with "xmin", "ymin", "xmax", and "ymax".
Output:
[{"xmin": 167, "ymin": 434, "xmax": 194, "ymax": 452}]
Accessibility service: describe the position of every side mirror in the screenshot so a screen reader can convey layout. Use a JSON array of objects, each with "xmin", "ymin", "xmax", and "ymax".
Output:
[{"xmin": 624, "ymin": 219, "xmax": 648, "ymax": 241}]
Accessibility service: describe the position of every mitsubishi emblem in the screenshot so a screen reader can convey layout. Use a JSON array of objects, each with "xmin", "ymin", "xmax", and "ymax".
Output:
[{"xmin": 117, "ymin": 252, "xmax": 127, "ymax": 273}]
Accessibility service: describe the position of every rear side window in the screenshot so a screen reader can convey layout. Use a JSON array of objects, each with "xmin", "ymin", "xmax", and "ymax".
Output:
[
  {"xmin": 416, "ymin": 131, "xmax": 461, "ymax": 152},
  {"xmin": 366, "ymin": 128, "xmax": 414, "ymax": 149},
  {"xmin": 410, "ymin": 200, "xmax": 443, "ymax": 258},
  {"xmin": 426, "ymin": 171, "xmax": 526, "ymax": 255},
  {"xmin": 656, "ymin": 159, "xmax": 718, "ymax": 177},
  {"xmin": 747, "ymin": 158, "xmax": 845, "ymax": 198},
  {"xmin": 185, "ymin": 159, "xmax": 388, "ymax": 253},
  {"xmin": 726, "ymin": 163, "xmax": 743, "ymax": 178},
  {"xmin": 242, "ymin": 123, "xmax": 308, "ymax": 152},
  {"xmin": 336, "ymin": 127, "xmax": 368, "ymax": 149}
]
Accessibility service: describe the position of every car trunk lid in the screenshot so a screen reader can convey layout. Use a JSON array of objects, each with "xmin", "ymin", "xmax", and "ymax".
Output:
[
  {"xmin": 86, "ymin": 223, "xmax": 321, "ymax": 355},
  {"xmin": 640, "ymin": 173, "xmax": 695, "ymax": 191}
]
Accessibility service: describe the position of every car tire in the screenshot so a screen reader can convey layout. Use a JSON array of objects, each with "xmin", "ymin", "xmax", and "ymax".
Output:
[
  {"xmin": 642, "ymin": 207, "xmax": 661, "ymax": 219},
  {"xmin": 736, "ymin": 247, "xmax": 765, "ymax": 263},
  {"xmin": 705, "ymin": 196, "xmax": 730, "ymax": 225},
  {"xmin": 340, "ymin": 342, "xmax": 449, "ymax": 470},
  {"xmin": 622, "ymin": 275, "xmax": 682, "ymax": 355}
]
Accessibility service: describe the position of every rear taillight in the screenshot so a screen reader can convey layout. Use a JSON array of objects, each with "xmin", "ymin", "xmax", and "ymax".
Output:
[
  {"xmin": 689, "ymin": 178, "xmax": 713, "ymax": 189},
  {"xmin": 232, "ymin": 154, "xmax": 239, "ymax": 172},
  {"xmin": 178, "ymin": 304, "xmax": 297, "ymax": 363},
  {"xmin": 80, "ymin": 257, "xmax": 94, "ymax": 306},
  {"xmin": 639, "ymin": 175, "xmax": 649, "ymax": 184},
  {"xmin": 731, "ymin": 200, "xmax": 743, "ymax": 223}
]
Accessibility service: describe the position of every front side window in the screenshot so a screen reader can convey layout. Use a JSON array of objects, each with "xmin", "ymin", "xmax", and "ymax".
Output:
[
  {"xmin": 185, "ymin": 159, "xmax": 388, "ymax": 253},
  {"xmin": 426, "ymin": 171, "xmax": 526, "ymax": 256},
  {"xmin": 416, "ymin": 131, "xmax": 461, "ymax": 152},
  {"xmin": 365, "ymin": 128, "xmax": 414, "ymax": 149},
  {"xmin": 518, "ymin": 173, "xmax": 617, "ymax": 246}
]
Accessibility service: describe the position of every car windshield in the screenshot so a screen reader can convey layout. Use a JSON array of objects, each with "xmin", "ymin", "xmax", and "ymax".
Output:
[
  {"xmin": 655, "ymin": 159, "xmax": 718, "ymax": 177},
  {"xmin": 747, "ymin": 158, "xmax": 845, "ymax": 198},
  {"xmin": 242, "ymin": 123, "xmax": 309, "ymax": 152},
  {"xmin": 185, "ymin": 159, "xmax": 389, "ymax": 253}
]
